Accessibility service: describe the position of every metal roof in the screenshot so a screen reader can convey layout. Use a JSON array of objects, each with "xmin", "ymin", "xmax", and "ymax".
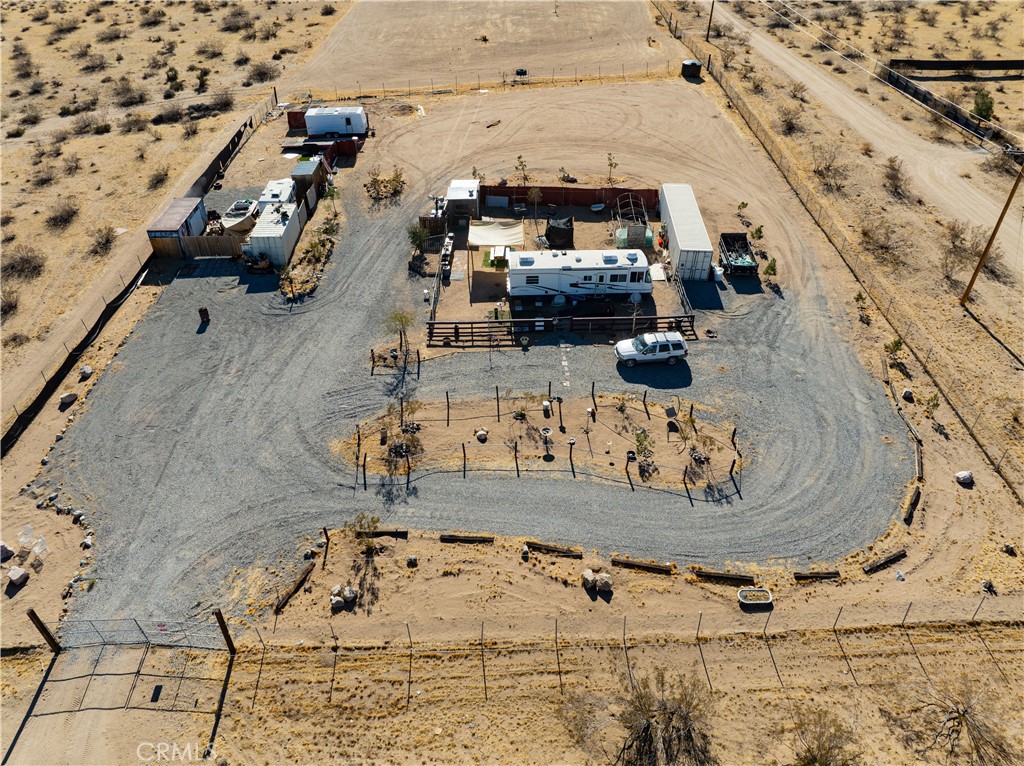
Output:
[
  {"xmin": 292, "ymin": 159, "xmax": 322, "ymax": 176},
  {"xmin": 446, "ymin": 179, "xmax": 480, "ymax": 201},
  {"xmin": 508, "ymin": 249, "xmax": 648, "ymax": 270},
  {"xmin": 249, "ymin": 203, "xmax": 298, "ymax": 238},
  {"xmin": 305, "ymin": 106, "xmax": 365, "ymax": 117},
  {"xmin": 660, "ymin": 184, "xmax": 713, "ymax": 253},
  {"xmin": 149, "ymin": 197, "xmax": 203, "ymax": 232}
]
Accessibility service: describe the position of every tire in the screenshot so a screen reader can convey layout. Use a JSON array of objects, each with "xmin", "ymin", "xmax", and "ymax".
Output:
[
  {"xmin": 625, "ymin": 359, "xmax": 637, "ymax": 368},
  {"xmin": 667, "ymin": 356, "xmax": 678, "ymax": 366}
]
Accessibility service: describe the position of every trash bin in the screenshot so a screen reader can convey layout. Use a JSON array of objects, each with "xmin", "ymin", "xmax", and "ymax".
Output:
[{"xmin": 681, "ymin": 60, "xmax": 702, "ymax": 78}]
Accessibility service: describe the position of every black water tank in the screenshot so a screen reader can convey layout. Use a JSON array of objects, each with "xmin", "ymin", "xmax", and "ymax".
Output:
[{"xmin": 681, "ymin": 60, "xmax": 702, "ymax": 78}]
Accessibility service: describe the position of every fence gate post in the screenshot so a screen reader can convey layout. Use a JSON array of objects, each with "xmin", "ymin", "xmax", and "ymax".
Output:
[
  {"xmin": 214, "ymin": 609, "xmax": 236, "ymax": 656},
  {"xmin": 26, "ymin": 609, "xmax": 61, "ymax": 655}
]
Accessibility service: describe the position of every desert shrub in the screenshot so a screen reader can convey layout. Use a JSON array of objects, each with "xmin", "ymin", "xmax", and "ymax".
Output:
[
  {"xmin": 1, "ymin": 244, "xmax": 46, "ymax": 280},
  {"xmin": 972, "ymin": 88, "xmax": 994, "ymax": 120},
  {"xmin": 80, "ymin": 53, "xmax": 108, "ymax": 72},
  {"xmin": 148, "ymin": 165, "xmax": 170, "ymax": 190},
  {"xmin": 861, "ymin": 221, "xmax": 905, "ymax": 267},
  {"xmin": 220, "ymin": 5, "xmax": 254, "ymax": 32},
  {"xmin": 257, "ymin": 21, "xmax": 278, "ymax": 40},
  {"xmin": 32, "ymin": 165, "xmax": 56, "ymax": 188},
  {"xmin": 139, "ymin": 7, "xmax": 166, "ymax": 27},
  {"xmin": 95, "ymin": 26, "xmax": 124, "ymax": 43},
  {"xmin": 111, "ymin": 76, "xmax": 147, "ymax": 107},
  {"xmin": 63, "ymin": 153, "xmax": 82, "ymax": 175},
  {"xmin": 18, "ymin": 107, "xmax": 42, "ymax": 127},
  {"xmin": 6, "ymin": 126, "xmax": 26, "ymax": 139},
  {"xmin": 1, "ymin": 212, "xmax": 13, "ymax": 227},
  {"xmin": 45, "ymin": 199, "xmax": 79, "ymax": 230},
  {"xmin": 89, "ymin": 225, "xmax": 117, "ymax": 256},
  {"xmin": 59, "ymin": 91, "xmax": 100, "ymax": 117},
  {"xmin": 71, "ymin": 41, "xmax": 93, "ymax": 59},
  {"xmin": 193, "ymin": 0, "xmax": 213, "ymax": 12},
  {"xmin": 778, "ymin": 104, "xmax": 804, "ymax": 134},
  {"xmin": 4, "ymin": 332, "xmax": 30, "ymax": 347},
  {"xmin": 321, "ymin": 3, "xmax": 336, "ymax": 15},
  {"xmin": 119, "ymin": 112, "xmax": 150, "ymax": 133},
  {"xmin": 790, "ymin": 706, "xmax": 860, "ymax": 766},
  {"xmin": 71, "ymin": 114, "xmax": 98, "ymax": 134},
  {"xmin": 789, "ymin": 81, "xmax": 808, "ymax": 101},
  {"xmin": 152, "ymin": 104, "xmax": 185, "ymax": 124},
  {"xmin": 196, "ymin": 39, "xmax": 224, "ymax": 58},
  {"xmin": 12, "ymin": 55, "xmax": 35, "ymax": 80},
  {"xmin": 883, "ymin": 155, "xmax": 911, "ymax": 199},
  {"xmin": 208, "ymin": 90, "xmax": 234, "ymax": 111},
  {"xmin": 50, "ymin": 16, "xmax": 82, "ymax": 37},
  {"xmin": 30, "ymin": 7, "xmax": 49, "ymax": 22},
  {"xmin": 28, "ymin": 78, "xmax": 46, "ymax": 95},
  {"xmin": 1, "ymin": 292, "xmax": 20, "ymax": 319},
  {"xmin": 183, "ymin": 121, "xmax": 199, "ymax": 139},
  {"xmin": 233, "ymin": 50, "xmax": 251, "ymax": 67},
  {"xmin": 983, "ymin": 151, "xmax": 1018, "ymax": 177},
  {"xmin": 247, "ymin": 61, "xmax": 279, "ymax": 83}
]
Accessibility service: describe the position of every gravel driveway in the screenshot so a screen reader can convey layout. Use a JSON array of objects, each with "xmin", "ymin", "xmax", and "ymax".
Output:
[{"xmin": 51, "ymin": 178, "xmax": 911, "ymax": 619}]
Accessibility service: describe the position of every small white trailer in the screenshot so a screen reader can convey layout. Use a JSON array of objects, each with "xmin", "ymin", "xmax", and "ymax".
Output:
[
  {"xmin": 303, "ymin": 106, "xmax": 368, "ymax": 136},
  {"xmin": 258, "ymin": 178, "xmax": 296, "ymax": 212},
  {"xmin": 247, "ymin": 203, "xmax": 301, "ymax": 268},
  {"xmin": 505, "ymin": 249, "xmax": 652, "ymax": 299},
  {"xmin": 659, "ymin": 183, "xmax": 713, "ymax": 281}
]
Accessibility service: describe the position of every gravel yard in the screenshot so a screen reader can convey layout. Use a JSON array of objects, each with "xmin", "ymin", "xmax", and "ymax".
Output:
[{"xmin": 49, "ymin": 81, "xmax": 912, "ymax": 619}]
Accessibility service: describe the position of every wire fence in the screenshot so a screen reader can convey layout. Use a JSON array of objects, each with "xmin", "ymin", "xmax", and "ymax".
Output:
[
  {"xmin": 640, "ymin": 7, "xmax": 1024, "ymax": 503},
  {"xmin": 49, "ymin": 617, "xmax": 228, "ymax": 651}
]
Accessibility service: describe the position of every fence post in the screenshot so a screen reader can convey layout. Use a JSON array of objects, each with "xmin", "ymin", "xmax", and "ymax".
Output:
[
  {"xmin": 26, "ymin": 609, "xmax": 61, "ymax": 655},
  {"xmin": 214, "ymin": 608, "xmax": 236, "ymax": 656},
  {"xmin": 462, "ymin": 443, "xmax": 467, "ymax": 478},
  {"xmin": 480, "ymin": 621, "xmax": 488, "ymax": 701},
  {"xmin": 495, "ymin": 385, "xmax": 501, "ymax": 422},
  {"xmin": 446, "ymin": 391, "xmax": 450, "ymax": 427},
  {"xmin": 322, "ymin": 527, "xmax": 330, "ymax": 569},
  {"xmin": 514, "ymin": 441, "xmax": 520, "ymax": 477}
]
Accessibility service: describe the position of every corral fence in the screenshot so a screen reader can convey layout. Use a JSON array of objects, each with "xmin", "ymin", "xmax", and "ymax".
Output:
[
  {"xmin": 426, "ymin": 315, "xmax": 695, "ymax": 347},
  {"xmin": 642, "ymin": 7, "xmax": 1024, "ymax": 503}
]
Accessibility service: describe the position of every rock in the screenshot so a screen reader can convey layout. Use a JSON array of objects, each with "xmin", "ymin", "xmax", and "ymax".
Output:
[
  {"xmin": 72, "ymin": 510, "xmax": 85, "ymax": 523},
  {"xmin": 40, "ymin": 457, "xmax": 48, "ymax": 466},
  {"xmin": 475, "ymin": 429, "xmax": 488, "ymax": 444},
  {"xmin": 330, "ymin": 595, "xmax": 344, "ymax": 613},
  {"xmin": 521, "ymin": 544, "xmax": 530, "ymax": 560},
  {"xmin": 901, "ymin": 388, "xmax": 914, "ymax": 403},
  {"xmin": 48, "ymin": 492, "xmax": 58, "ymax": 502},
  {"xmin": 81, "ymin": 536, "xmax": 93, "ymax": 550},
  {"xmin": 0, "ymin": 542, "xmax": 13, "ymax": 563},
  {"xmin": 582, "ymin": 569, "xmax": 596, "ymax": 589},
  {"xmin": 79, "ymin": 365, "xmax": 93, "ymax": 380},
  {"xmin": 55, "ymin": 434, "xmax": 63, "ymax": 442},
  {"xmin": 303, "ymin": 584, "xmax": 312, "ymax": 594},
  {"xmin": 983, "ymin": 580, "xmax": 997, "ymax": 596},
  {"xmin": 8, "ymin": 567, "xmax": 29, "ymax": 586},
  {"xmin": 955, "ymin": 470, "xmax": 974, "ymax": 487},
  {"xmin": 36, "ymin": 500, "xmax": 46, "ymax": 509},
  {"xmin": 1003, "ymin": 543, "xmax": 1017, "ymax": 557},
  {"xmin": 595, "ymin": 572, "xmax": 613, "ymax": 593},
  {"xmin": 406, "ymin": 555, "xmax": 418, "ymax": 568},
  {"xmin": 303, "ymin": 548, "xmax": 315, "ymax": 560},
  {"xmin": 331, "ymin": 584, "xmax": 342, "ymax": 597},
  {"xmin": 59, "ymin": 391, "xmax": 78, "ymax": 406},
  {"xmin": 342, "ymin": 586, "xmax": 357, "ymax": 603}
]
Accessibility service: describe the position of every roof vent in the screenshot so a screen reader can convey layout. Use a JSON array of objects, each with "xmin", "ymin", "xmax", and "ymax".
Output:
[
  {"xmin": 625, "ymin": 252, "xmax": 638, "ymax": 263},
  {"xmin": 603, "ymin": 254, "xmax": 618, "ymax": 264},
  {"xmin": 519, "ymin": 256, "xmax": 535, "ymax": 266}
]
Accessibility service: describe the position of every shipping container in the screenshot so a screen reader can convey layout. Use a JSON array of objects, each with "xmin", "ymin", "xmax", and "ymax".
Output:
[{"xmin": 659, "ymin": 184, "xmax": 713, "ymax": 281}]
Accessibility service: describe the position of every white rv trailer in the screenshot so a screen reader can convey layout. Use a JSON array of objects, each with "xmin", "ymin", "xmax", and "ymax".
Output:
[
  {"xmin": 659, "ymin": 183, "xmax": 713, "ymax": 281},
  {"xmin": 505, "ymin": 248, "xmax": 652, "ymax": 298},
  {"xmin": 303, "ymin": 106, "xmax": 368, "ymax": 136}
]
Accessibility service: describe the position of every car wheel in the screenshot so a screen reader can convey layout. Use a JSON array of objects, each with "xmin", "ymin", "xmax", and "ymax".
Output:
[
  {"xmin": 625, "ymin": 359, "xmax": 636, "ymax": 368},
  {"xmin": 667, "ymin": 356, "xmax": 678, "ymax": 366}
]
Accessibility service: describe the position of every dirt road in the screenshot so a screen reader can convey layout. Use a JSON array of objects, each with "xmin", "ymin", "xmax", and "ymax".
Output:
[{"xmin": 716, "ymin": 4, "xmax": 1024, "ymax": 284}]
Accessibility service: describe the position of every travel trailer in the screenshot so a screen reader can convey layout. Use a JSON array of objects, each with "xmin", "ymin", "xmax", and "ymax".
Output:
[{"xmin": 505, "ymin": 248, "xmax": 652, "ymax": 299}]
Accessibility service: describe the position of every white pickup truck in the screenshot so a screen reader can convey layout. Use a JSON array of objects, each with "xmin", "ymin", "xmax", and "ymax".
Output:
[{"xmin": 614, "ymin": 332, "xmax": 689, "ymax": 367}]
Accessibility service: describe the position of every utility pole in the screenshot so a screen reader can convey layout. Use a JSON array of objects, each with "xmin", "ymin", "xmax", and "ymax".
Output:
[
  {"xmin": 960, "ymin": 161, "xmax": 1023, "ymax": 306},
  {"xmin": 705, "ymin": 0, "xmax": 716, "ymax": 42}
]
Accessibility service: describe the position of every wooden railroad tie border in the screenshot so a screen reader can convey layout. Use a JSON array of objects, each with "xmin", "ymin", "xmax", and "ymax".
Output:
[
  {"xmin": 273, "ymin": 561, "xmax": 315, "ymax": 614},
  {"xmin": 525, "ymin": 541, "xmax": 583, "ymax": 559},
  {"xmin": 439, "ymin": 534, "xmax": 495, "ymax": 545},
  {"xmin": 356, "ymin": 529, "xmax": 410, "ymax": 540},
  {"xmin": 862, "ymin": 549, "xmax": 907, "ymax": 575},
  {"xmin": 690, "ymin": 568, "xmax": 756, "ymax": 586},
  {"xmin": 611, "ymin": 556, "xmax": 675, "ymax": 575},
  {"xmin": 793, "ymin": 570, "xmax": 841, "ymax": 582}
]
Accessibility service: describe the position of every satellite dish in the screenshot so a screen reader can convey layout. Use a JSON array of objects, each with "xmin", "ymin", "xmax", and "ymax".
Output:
[{"xmin": 628, "ymin": 292, "xmax": 642, "ymax": 304}]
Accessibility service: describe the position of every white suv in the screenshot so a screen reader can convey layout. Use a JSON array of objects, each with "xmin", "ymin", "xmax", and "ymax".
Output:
[{"xmin": 614, "ymin": 331, "xmax": 689, "ymax": 367}]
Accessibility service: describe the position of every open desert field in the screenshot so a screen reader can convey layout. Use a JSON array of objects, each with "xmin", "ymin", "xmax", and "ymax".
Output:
[{"xmin": 2, "ymin": 2, "xmax": 1022, "ymax": 765}]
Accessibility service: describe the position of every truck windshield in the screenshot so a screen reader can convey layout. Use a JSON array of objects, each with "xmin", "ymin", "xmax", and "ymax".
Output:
[{"xmin": 632, "ymin": 337, "xmax": 649, "ymax": 352}]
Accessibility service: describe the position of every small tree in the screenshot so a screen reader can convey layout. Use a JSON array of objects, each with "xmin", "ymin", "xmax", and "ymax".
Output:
[
  {"xmin": 884, "ymin": 337, "xmax": 903, "ymax": 363},
  {"xmin": 514, "ymin": 154, "xmax": 530, "ymax": 186},
  {"xmin": 790, "ymin": 706, "xmax": 861, "ymax": 766},
  {"xmin": 322, "ymin": 183, "xmax": 339, "ymax": 216},
  {"xmin": 736, "ymin": 201, "xmax": 748, "ymax": 218},
  {"xmin": 779, "ymin": 104, "xmax": 803, "ymax": 134},
  {"xmin": 557, "ymin": 166, "xmax": 568, "ymax": 187},
  {"xmin": 883, "ymin": 155, "xmax": 910, "ymax": 199},
  {"xmin": 972, "ymin": 87, "xmax": 994, "ymax": 120},
  {"xmin": 385, "ymin": 308, "xmax": 416, "ymax": 350},
  {"xmin": 527, "ymin": 187, "xmax": 542, "ymax": 226},
  {"xmin": 750, "ymin": 225, "xmax": 764, "ymax": 241},
  {"xmin": 607, "ymin": 152, "xmax": 618, "ymax": 185},
  {"xmin": 407, "ymin": 223, "xmax": 428, "ymax": 255},
  {"xmin": 471, "ymin": 165, "xmax": 486, "ymax": 184},
  {"xmin": 763, "ymin": 257, "xmax": 777, "ymax": 278},
  {"xmin": 343, "ymin": 511, "xmax": 380, "ymax": 556}
]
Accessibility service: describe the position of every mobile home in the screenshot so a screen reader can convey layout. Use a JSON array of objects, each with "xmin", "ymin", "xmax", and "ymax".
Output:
[
  {"xmin": 659, "ymin": 184, "xmax": 713, "ymax": 281},
  {"xmin": 506, "ymin": 249, "xmax": 652, "ymax": 299}
]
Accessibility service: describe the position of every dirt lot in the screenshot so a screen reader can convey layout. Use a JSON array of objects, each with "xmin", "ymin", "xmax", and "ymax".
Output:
[{"xmin": 2, "ymin": 3, "xmax": 1022, "ymax": 764}]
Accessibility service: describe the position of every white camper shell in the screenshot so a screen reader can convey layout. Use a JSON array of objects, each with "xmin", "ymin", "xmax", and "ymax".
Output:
[
  {"xmin": 505, "ymin": 248, "xmax": 652, "ymax": 299},
  {"xmin": 303, "ymin": 106, "xmax": 368, "ymax": 136},
  {"xmin": 659, "ymin": 184, "xmax": 713, "ymax": 281}
]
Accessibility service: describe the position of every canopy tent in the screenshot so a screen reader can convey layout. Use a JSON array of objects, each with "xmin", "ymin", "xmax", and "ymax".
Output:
[
  {"xmin": 544, "ymin": 216, "xmax": 574, "ymax": 249},
  {"xmin": 468, "ymin": 220, "xmax": 524, "ymax": 247}
]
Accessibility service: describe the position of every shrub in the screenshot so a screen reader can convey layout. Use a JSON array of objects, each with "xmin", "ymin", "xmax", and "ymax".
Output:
[
  {"xmin": 220, "ymin": 6, "xmax": 254, "ymax": 32},
  {"xmin": 152, "ymin": 104, "xmax": 185, "ymax": 124},
  {"xmin": 45, "ymin": 199, "xmax": 79, "ymax": 230},
  {"xmin": 233, "ymin": 51, "xmax": 251, "ymax": 67},
  {"xmin": 778, "ymin": 104, "xmax": 804, "ymax": 134},
  {"xmin": 257, "ymin": 21, "xmax": 278, "ymax": 40},
  {"xmin": 790, "ymin": 707, "xmax": 860, "ymax": 766},
  {"xmin": 81, "ymin": 53, "xmax": 108, "ymax": 72},
  {"xmin": 119, "ymin": 112, "xmax": 150, "ymax": 133},
  {"xmin": 89, "ymin": 225, "xmax": 117, "ymax": 256},
  {"xmin": 139, "ymin": 7, "xmax": 166, "ymax": 27},
  {"xmin": 883, "ymin": 155, "xmax": 911, "ymax": 199},
  {"xmin": 59, "ymin": 91, "xmax": 100, "ymax": 118},
  {"xmin": 972, "ymin": 88, "xmax": 994, "ymax": 120},
  {"xmin": 618, "ymin": 669, "xmax": 717, "ymax": 766},
  {"xmin": 30, "ymin": 7, "xmax": 49, "ymax": 22},
  {"xmin": 0, "ymin": 292, "xmax": 20, "ymax": 319},
  {"xmin": 32, "ymin": 165, "xmax": 57, "ymax": 188},
  {"xmin": 196, "ymin": 39, "xmax": 224, "ymax": 58},
  {"xmin": 5, "ymin": 126, "xmax": 25, "ymax": 139},
  {"xmin": 1, "ymin": 244, "xmax": 46, "ymax": 280},
  {"xmin": 95, "ymin": 26, "xmax": 124, "ymax": 43},
  {"xmin": 111, "ymin": 76, "xmax": 147, "ymax": 107},
  {"xmin": 193, "ymin": 0, "xmax": 213, "ymax": 12},
  {"xmin": 209, "ymin": 90, "xmax": 234, "ymax": 111},
  {"xmin": 28, "ymin": 79, "xmax": 45, "ymax": 95},
  {"xmin": 4, "ymin": 332, "xmax": 30, "ymax": 347},
  {"xmin": 19, "ymin": 107, "xmax": 42, "ymax": 127},
  {"xmin": 321, "ymin": 3, "xmax": 337, "ymax": 15},
  {"xmin": 63, "ymin": 153, "xmax": 82, "ymax": 175},
  {"xmin": 71, "ymin": 41, "xmax": 93, "ymax": 59},
  {"xmin": 247, "ymin": 61, "xmax": 279, "ymax": 83},
  {"xmin": 148, "ymin": 165, "xmax": 170, "ymax": 190}
]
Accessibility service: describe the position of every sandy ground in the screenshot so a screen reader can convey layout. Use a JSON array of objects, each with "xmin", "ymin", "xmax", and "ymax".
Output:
[
  {"xmin": 2, "ymin": 3, "xmax": 1023, "ymax": 764},
  {"xmin": 1, "ymin": 0, "xmax": 349, "ymax": 431}
]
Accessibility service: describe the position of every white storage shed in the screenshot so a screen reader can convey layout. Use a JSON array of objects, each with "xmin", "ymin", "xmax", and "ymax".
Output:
[
  {"xmin": 303, "ymin": 106, "xmax": 368, "ymax": 136},
  {"xmin": 445, "ymin": 179, "xmax": 481, "ymax": 220},
  {"xmin": 659, "ymin": 184, "xmax": 713, "ymax": 281},
  {"xmin": 248, "ymin": 203, "xmax": 301, "ymax": 268},
  {"xmin": 258, "ymin": 178, "xmax": 296, "ymax": 212}
]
